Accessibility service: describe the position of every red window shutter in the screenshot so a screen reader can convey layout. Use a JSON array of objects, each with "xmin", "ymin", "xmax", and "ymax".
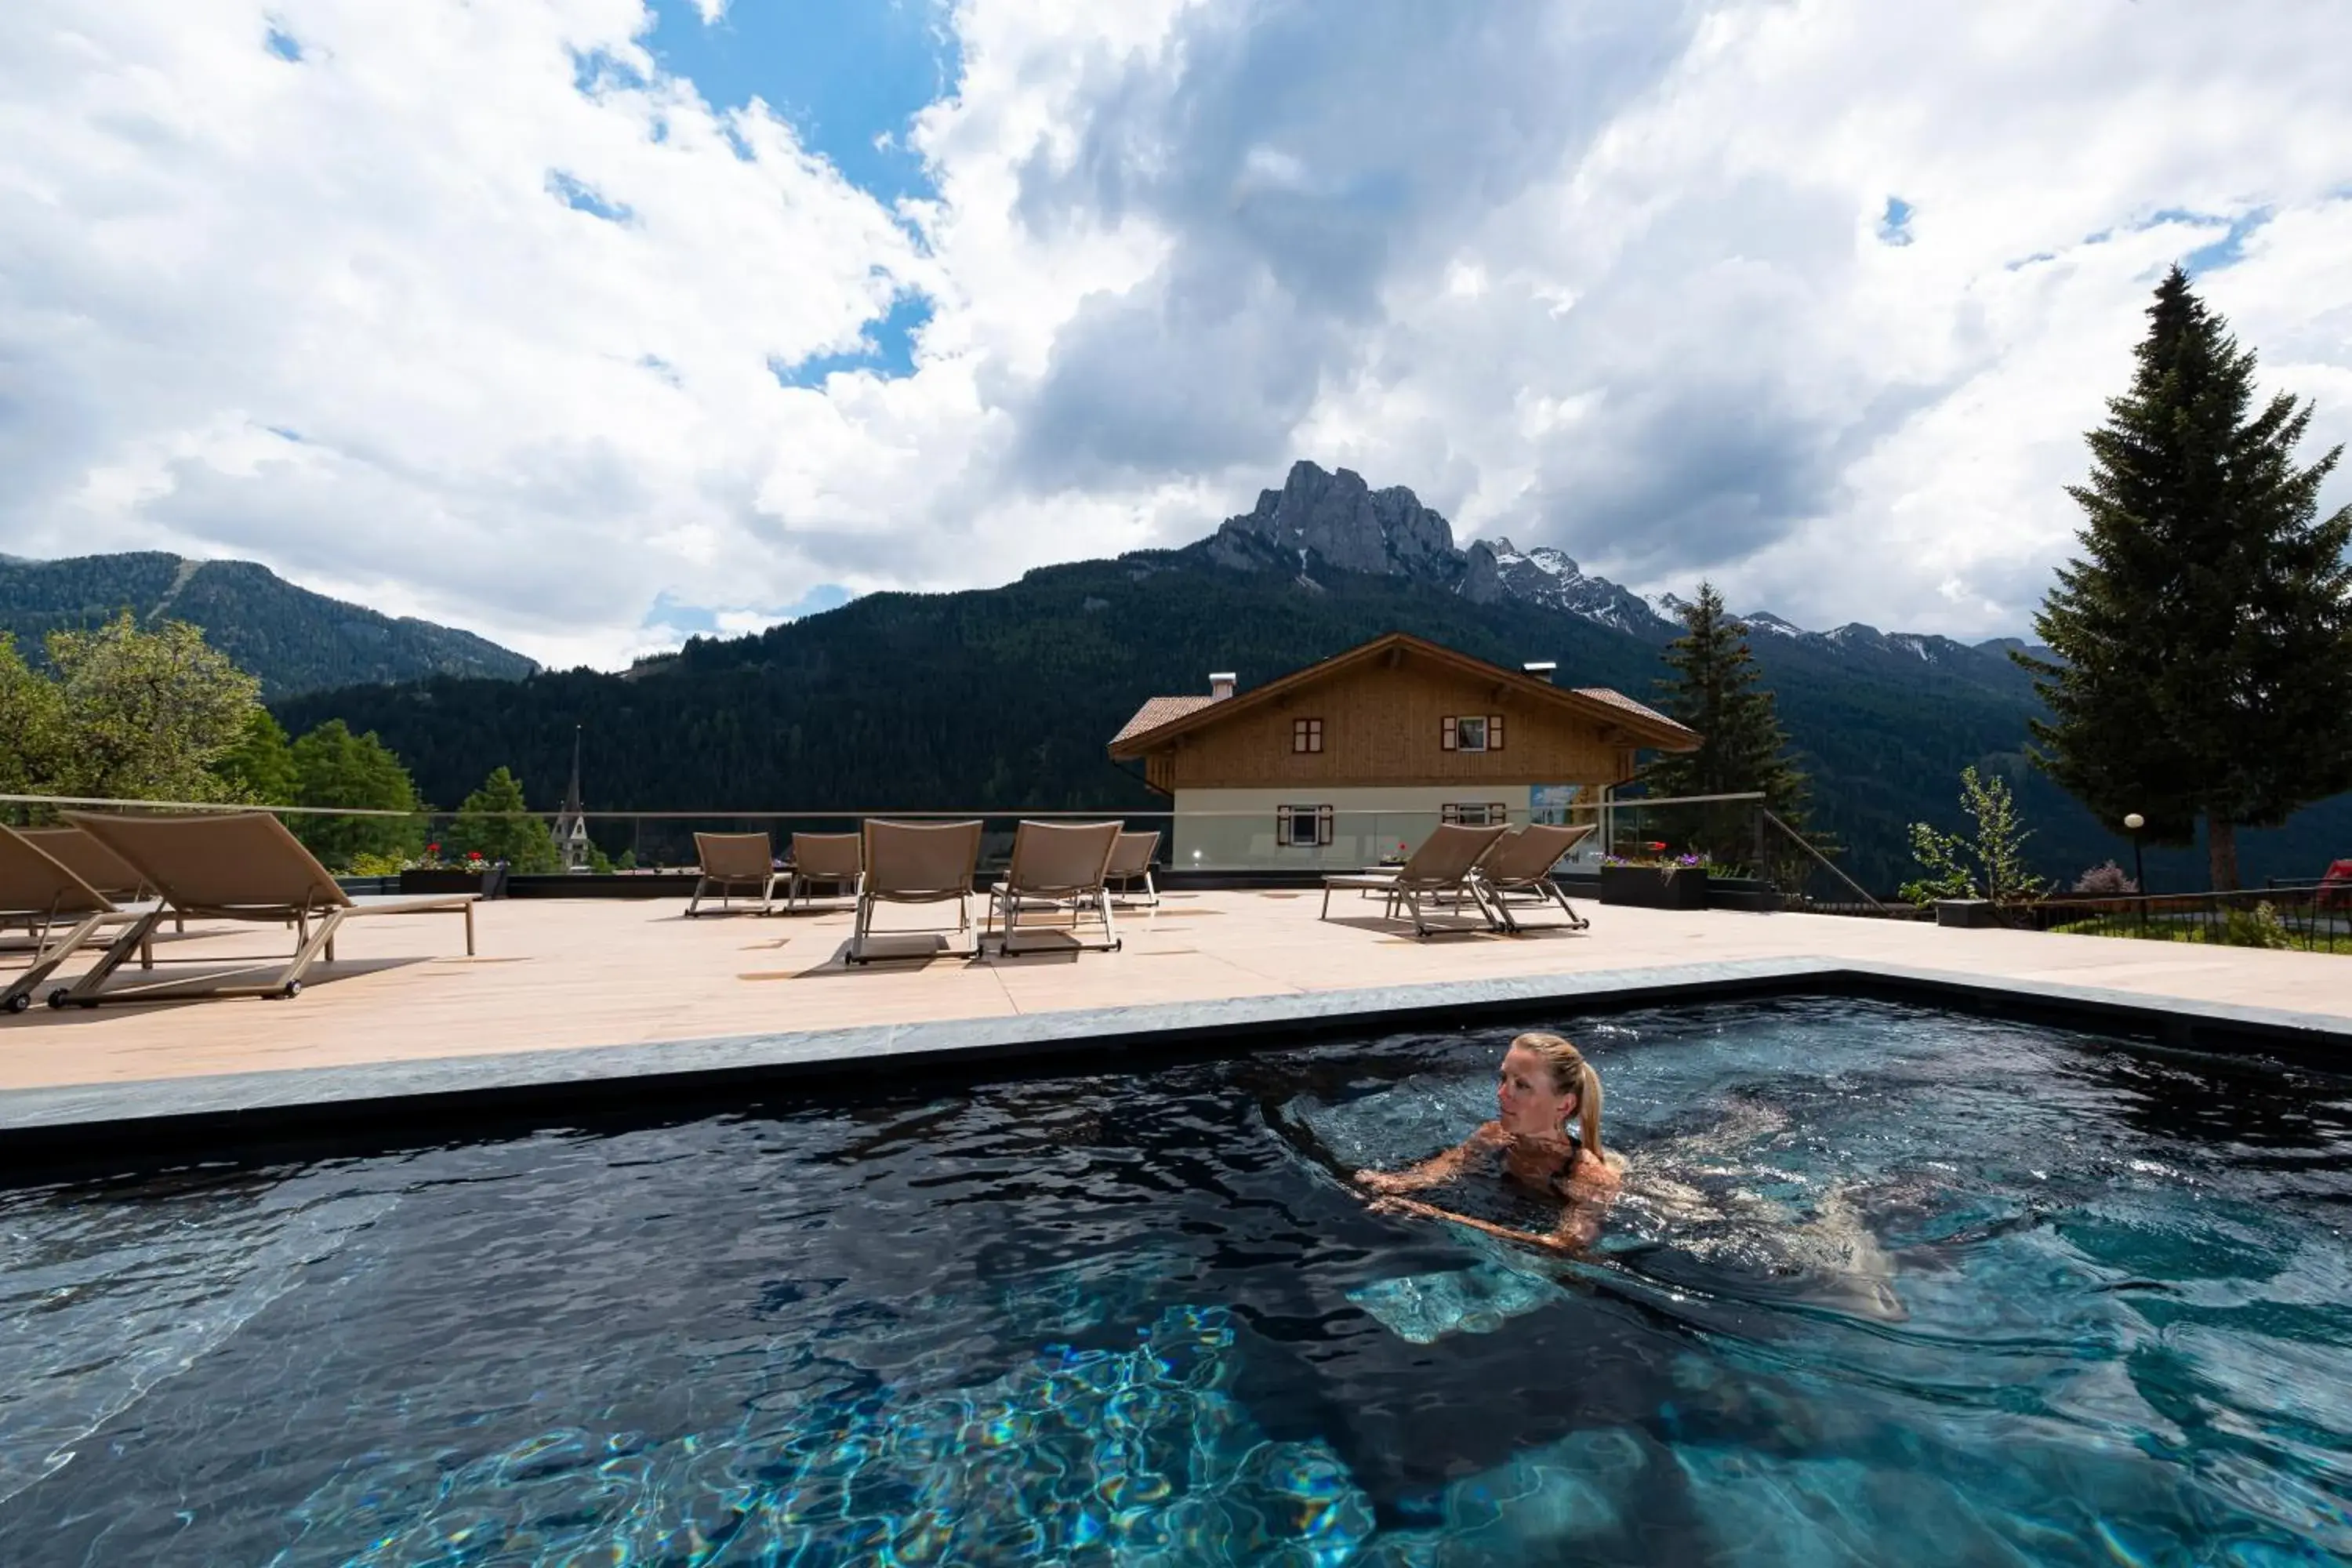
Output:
[
  {"xmin": 1489, "ymin": 714, "xmax": 1504, "ymax": 751},
  {"xmin": 1441, "ymin": 716, "xmax": 1457, "ymax": 750},
  {"xmin": 1316, "ymin": 805, "xmax": 1334, "ymax": 846}
]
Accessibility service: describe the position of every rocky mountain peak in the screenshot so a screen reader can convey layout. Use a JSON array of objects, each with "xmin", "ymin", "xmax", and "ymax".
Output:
[{"xmin": 1205, "ymin": 460, "xmax": 1461, "ymax": 581}]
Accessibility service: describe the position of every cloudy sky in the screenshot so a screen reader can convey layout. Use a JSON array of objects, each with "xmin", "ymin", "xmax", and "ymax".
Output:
[{"xmin": 5, "ymin": 0, "xmax": 2349, "ymax": 668}]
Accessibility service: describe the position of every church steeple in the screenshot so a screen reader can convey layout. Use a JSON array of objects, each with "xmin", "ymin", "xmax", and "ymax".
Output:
[{"xmin": 552, "ymin": 724, "xmax": 589, "ymax": 870}]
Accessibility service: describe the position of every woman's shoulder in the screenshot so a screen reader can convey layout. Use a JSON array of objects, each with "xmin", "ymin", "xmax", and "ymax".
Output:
[{"xmin": 1561, "ymin": 1145, "xmax": 1623, "ymax": 1195}]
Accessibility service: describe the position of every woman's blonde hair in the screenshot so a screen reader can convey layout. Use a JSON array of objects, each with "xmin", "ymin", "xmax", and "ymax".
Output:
[{"xmin": 1512, "ymin": 1032, "xmax": 1603, "ymax": 1158}]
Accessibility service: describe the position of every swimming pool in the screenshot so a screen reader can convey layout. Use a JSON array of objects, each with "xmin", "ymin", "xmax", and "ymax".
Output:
[{"xmin": 1, "ymin": 996, "xmax": 2347, "ymax": 1563}]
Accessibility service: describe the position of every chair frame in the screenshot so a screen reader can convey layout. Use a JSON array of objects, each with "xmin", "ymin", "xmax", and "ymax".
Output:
[
  {"xmin": 850, "ymin": 819, "xmax": 984, "ymax": 965},
  {"xmin": 1105, "ymin": 830, "xmax": 1162, "ymax": 908},
  {"xmin": 1472, "ymin": 822, "xmax": 1597, "ymax": 935},
  {"xmin": 985, "ymin": 820, "xmax": 1125, "ymax": 956},
  {"xmin": 784, "ymin": 832, "xmax": 864, "ymax": 913},
  {"xmin": 1318, "ymin": 822, "xmax": 1512, "ymax": 937},
  {"xmin": 47, "ymin": 811, "xmax": 473, "ymax": 1007},
  {"xmin": 685, "ymin": 831, "xmax": 786, "ymax": 917}
]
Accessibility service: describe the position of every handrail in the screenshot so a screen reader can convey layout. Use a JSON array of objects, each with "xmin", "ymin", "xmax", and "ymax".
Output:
[
  {"xmin": 2, "ymin": 789, "xmax": 1771, "ymax": 819},
  {"xmin": 0, "ymin": 793, "xmax": 415, "ymax": 817},
  {"xmin": 1762, "ymin": 808, "xmax": 1888, "ymax": 914}
]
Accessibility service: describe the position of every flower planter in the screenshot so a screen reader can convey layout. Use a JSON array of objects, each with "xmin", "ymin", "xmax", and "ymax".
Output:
[
  {"xmin": 401, "ymin": 866, "xmax": 510, "ymax": 899},
  {"xmin": 1598, "ymin": 863, "xmax": 1708, "ymax": 910}
]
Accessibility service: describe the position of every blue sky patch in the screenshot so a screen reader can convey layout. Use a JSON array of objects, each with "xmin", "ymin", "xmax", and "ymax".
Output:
[
  {"xmin": 644, "ymin": 583, "xmax": 856, "ymax": 638},
  {"xmin": 546, "ymin": 170, "xmax": 633, "ymax": 223},
  {"xmin": 771, "ymin": 295, "xmax": 933, "ymax": 386},
  {"xmin": 1877, "ymin": 196, "xmax": 1915, "ymax": 246},
  {"xmin": 639, "ymin": 0, "xmax": 956, "ymax": 205},
  {"xmin": 263, "ymin": 21, "xmax": 303, "ymax": 61}
]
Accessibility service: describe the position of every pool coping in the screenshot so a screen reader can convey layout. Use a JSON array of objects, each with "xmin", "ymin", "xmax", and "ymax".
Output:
[{"xmin": 2, "ymin": 955, "xmax": 2347, "ymax": 1170}]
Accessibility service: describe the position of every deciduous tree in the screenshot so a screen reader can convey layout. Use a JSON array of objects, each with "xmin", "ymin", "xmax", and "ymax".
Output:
[
  {"xmin": 42, "ymin": 613, "xmax": 260, "ymax": 802},
  {"xmin": 289, "ymin": 720, "xmax": 425, "ymax": 869}
]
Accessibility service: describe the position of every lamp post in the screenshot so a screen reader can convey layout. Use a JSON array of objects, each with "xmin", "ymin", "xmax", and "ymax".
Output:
[{"xmin": 2124, "ymin": 813, "xmax": 2146, "ymax": 935}]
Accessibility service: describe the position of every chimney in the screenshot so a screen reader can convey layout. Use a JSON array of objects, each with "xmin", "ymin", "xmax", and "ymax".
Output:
[
  {"xmin": 1209, "ymin": 671, "xmax": 1236, "ymax": 702},
  {"xmin": 1522, "ymin": 661, "xmax": 1557, "ymax": 684}
]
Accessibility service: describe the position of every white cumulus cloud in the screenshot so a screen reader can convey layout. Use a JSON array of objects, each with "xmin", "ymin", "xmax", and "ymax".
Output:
[{"xmin": 2, "ymin": 0, "xmax": 2348, "ymax": 667}]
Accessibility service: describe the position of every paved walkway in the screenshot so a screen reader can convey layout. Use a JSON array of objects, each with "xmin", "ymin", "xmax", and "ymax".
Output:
[{"xmin": 4, "ymin": 891, "xmax": 2349, "ymax": 1095}]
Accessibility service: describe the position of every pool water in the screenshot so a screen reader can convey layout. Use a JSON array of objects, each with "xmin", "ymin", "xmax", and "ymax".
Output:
[{"xmin": 3, "ymin": 997, "xmax": 2350, "ymax": 1564}]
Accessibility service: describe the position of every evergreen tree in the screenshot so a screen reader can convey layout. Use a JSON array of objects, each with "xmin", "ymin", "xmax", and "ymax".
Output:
[
  {"xmin": 446, "ymin": 766, "xmax": 561, "ymax": 872},
  {"xmin": 289, "ymin": 720, "xmax": 425, "ymax": 869},
  {"xmin": 2019, "ymin": 265, "xmax": 2352, "ymax": 890},
  {"xmin": 212, "ymin": 710, "xmax": 299, "ymax": 804},
  {"xmin": 1642, "ymin": 583, "xmax": 1818, "ymax": 879}
]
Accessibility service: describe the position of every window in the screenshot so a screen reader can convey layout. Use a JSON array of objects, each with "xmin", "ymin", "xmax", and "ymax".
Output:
[
  {"xmin": 1276, "ymin": 804, "xmax": 1334, "ymax": 848},
  {"xmin": 1441, "ymin": 802, "xmax": 1512, "ymax": 827},
  {"xmin": 1440, "ymin": 714, "xmax": 1506, "ymax": 753},
  {"xmin": 1291, "ymin": 717, "xmax": 1323, "ymax": 753}
]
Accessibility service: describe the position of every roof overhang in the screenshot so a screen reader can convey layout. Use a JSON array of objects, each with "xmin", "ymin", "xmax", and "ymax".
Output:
[{"xmin": 1106, "ymin": 631, "xmax": 1699, "ymax": 758}]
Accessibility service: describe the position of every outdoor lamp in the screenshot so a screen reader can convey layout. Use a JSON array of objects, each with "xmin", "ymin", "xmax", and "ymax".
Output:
[{"xmin": 2123, "ymin": 813, "xmax": 2147, "ymax": 902}]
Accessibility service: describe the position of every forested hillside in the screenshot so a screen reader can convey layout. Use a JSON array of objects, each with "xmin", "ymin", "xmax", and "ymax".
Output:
[
  {"xmin": 271, "ymin": 543, "xmax": 2352, "ymax": 892},
  {"xmin": 0, "ymin": 553, "xmax": 536, "ymax": 697}
]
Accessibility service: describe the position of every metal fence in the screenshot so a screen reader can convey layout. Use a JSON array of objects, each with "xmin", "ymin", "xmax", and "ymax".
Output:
[{"xmin": 1965, "ymin": 884, "xmax": 2352, "ymax": 954}]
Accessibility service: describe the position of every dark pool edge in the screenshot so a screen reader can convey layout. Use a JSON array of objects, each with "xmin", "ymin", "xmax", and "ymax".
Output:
[{"xmin": 2, "ymin": 957, "xmax": 2345, "ymax": 1173}]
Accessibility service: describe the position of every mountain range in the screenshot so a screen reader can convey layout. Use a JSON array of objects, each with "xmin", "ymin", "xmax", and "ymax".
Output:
[
  {"xmin": 265, "ymin": 459, "xmax": 2350, "ymax": 893},
  {"xmin": 0, "ymin": 551, "xmax": 536, "ymax": 698}
]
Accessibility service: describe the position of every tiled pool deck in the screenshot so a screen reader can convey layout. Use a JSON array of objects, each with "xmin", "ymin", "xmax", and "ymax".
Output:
[{"xmin": 4, "ymin": 890, "xmax": 2349, "ymax": 1149}]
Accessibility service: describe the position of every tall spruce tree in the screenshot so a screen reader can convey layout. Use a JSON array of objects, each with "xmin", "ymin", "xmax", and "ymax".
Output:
[
  {"xmin": 1642, "ymin": 583, "xmax": 1817, "ymax": 876},
  {"xmin": 2017, "ymin": 265, "xmax": 2352, "ymax": 890}
]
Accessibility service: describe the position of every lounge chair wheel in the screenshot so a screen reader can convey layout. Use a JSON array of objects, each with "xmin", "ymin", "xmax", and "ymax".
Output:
[
  {"xmin": 278, "ymin": 981, "xmax": 303, "ymax": 1000},
  {"xmin": 47, "ymin": 989, "xmax": 71, "ymax": 1010},
  {"xmin": 3, "ymin": 993, "xmax": 27, "ymax": 1014}
]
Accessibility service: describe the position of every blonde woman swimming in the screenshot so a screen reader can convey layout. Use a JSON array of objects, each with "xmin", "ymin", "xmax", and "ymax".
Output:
[{"xmin": 1356, "ymin": 1032, "xmax": 1622, "ymax": 1253}]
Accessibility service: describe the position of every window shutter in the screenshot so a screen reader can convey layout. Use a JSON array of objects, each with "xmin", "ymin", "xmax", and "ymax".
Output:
[
  {"xmin": 1489, "ymin": 714, "xmax": 1504, "ymax": 751},
  {"xmin": 1276, "ymin": 804, "xmax": 1293, "ymax": 844},
  {"xmin": 1316, "ymin": 805, "xmax": 1334, "ymax": 846},
  {"xmin": 1489, "ymin": 802, "xmax": 1507, "ymax": 825},
  {"xmin": 1441, "ymin": 715, "xmax": 1457, "ymax": 751},
  {"xmin": 1441, "ymin": 804, "xmax": 1460, "ymax": 826}
]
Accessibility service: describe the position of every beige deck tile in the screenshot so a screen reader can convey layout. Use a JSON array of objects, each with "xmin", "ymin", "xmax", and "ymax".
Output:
[{"xmin": 2, "ymin": 893, "xmax": 2348, "ymax": 1094}]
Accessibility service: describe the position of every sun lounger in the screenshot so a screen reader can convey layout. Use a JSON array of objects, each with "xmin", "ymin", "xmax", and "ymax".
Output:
[
  {"xmin": 1471, "ymin": 822, "xmax": 1596, "ymax": 933},
  {"xmin": 47, "ymin": 811, "xmax": 475, "ymax": 1007},
  {"xmin": 1105, "ymin": 830, "xmax": 1161, "ymax": 907},
  {"xmin": 685, "ymin": 831, "xmax": 785, "ymax": 917},
  {"xmin": 986, "ymin": 820, "xmax": 1124, "ymax": 955},
  {"xmin": 0, "ymin": 826, "xmax": 155, "ymax": 1014},
  {"xmin": 785, "ymin": 832, "xmax": 862, "ymax": 911},
  {"xmin": 18, "ymin": 825, "xmax": 153, "ymax": 902},
  {"xmin": 1319, "ymin": 822, "xmax": 1511, "ymax": 936},
  {"xmin": 850, "ymin": 818, "xmax": 982, "ymax": 964}
]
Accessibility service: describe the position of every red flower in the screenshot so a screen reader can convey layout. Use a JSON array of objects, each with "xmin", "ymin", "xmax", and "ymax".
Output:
[
  {"xmin": 426, "ymin": 842, "xmax": 441, "ymax": 854},
  {"xmin": 466, "ymin": 851, "xmax": 484, "ymax": 862}
]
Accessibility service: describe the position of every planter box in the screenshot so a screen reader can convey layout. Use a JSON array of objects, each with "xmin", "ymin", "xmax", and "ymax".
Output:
[
  {"xmin": 1935, "ymin": 898, "xmax": 1998, "ymax": 928},
  {"xmin": 400, "ymin": 866, "xmax": 509, "ymax": 899},
  {"xmin": 1599, "ymin": 864, "xmax": 1708, "ymax": 910}
]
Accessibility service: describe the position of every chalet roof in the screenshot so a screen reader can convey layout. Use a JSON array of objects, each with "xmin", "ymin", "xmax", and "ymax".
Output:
[
  {"xmin": 1567, "ymin": 684, "xmax": 1680, "ymax": 731},
  {"xmin": 1107, "ymin": 631, "xmax": 1700, "ymax": 757},
  {"xmin": 1110, "ymin": 695, "xmax": 1219, "ymax": 747}
]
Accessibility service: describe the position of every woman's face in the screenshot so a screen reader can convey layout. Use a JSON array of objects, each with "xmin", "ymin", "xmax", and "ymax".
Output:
[{"xmin": 1497, "ymin": 1043, "xmax": 1577, "ymax": 1138}]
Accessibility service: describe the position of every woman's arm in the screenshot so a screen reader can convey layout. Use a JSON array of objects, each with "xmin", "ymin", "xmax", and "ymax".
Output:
[
  {"xmin": 1354, "ymin": 1123, "xmax": 1503, "ymax": 1194},
  {"xmin": 1368, "ymin": 1193, "xmax": 1597, "ymax": 1256}
]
